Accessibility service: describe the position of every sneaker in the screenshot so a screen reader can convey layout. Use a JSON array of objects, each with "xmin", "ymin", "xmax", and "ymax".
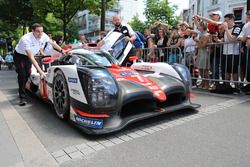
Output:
[
  {"xmin": 19, "ymin": 98, "xmax": 26, "ymax": 106},
  {"xmin": 241, "ymin": 84, "xmax": 250, "ymax": 92}
]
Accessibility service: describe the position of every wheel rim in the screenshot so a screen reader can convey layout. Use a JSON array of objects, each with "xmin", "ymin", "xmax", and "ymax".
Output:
[{"xmin": 54, "ymin": 77, "xmax": 68, "ymax": 115}]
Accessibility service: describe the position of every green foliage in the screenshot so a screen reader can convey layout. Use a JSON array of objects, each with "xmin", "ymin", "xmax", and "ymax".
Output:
[
  {"xmin": 31, "ymin": 0, "xmax": 117, "ymax": 40},
  {"xmin": 65, "ymin": 20, "xmax": 79, "ymax": 44},
  {"xmin": 129, "ymin": 15, "xmax": 147, "ymax": 33},
  {"xmin": 0, "ymin": 0, "xmax": 34, "ymax": 27},
  {"xmin": 144, "ymin": 0, "xmax": 180, "ymax": 27}
]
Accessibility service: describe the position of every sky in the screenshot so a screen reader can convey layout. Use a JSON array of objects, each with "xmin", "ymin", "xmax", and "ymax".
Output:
[
  {"xmin": 136, "ymin": 0, "xmax": 189, "ymax": 21},
  {"xmin": 168, "ymin": 0, "xmax": 189, "ymax": 15}
]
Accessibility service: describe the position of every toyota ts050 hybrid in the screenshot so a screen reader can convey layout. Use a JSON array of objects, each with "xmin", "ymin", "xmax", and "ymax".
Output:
[{"xmin": 27, "ymin": 32, "xmax": 200, "ymax": 134}]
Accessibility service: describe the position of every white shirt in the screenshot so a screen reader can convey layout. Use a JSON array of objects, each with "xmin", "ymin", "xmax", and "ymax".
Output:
[
  {"xmin": 239, "ymin": 22, "xmax": 250, "ymax": 37},
  {"xmin": 184, "ymin": 37, "xmax": 196, "ymax": 53},
  {"xmin": 15, "ymin": 32, "xmax": 49, "ymax": 56},
  {"xmin": 105, "ymin": 23, "xmax": 135, "ymax": 39},
  {"xmin": 223, "ymin": 26, "xmax": 241, "ymax": 55}
]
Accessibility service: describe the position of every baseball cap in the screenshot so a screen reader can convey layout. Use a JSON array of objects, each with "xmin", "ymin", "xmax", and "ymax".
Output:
[
  {"xmin": 209, "ymin": 11, "xmax": 222, "ymax": 18},
  {"xmin": 246, "ymin": 10, "xmax": 250, "ymax": 15},
  {"xmin": 179, "ymin": 21, "xmax": 189, "ymax": 27}
]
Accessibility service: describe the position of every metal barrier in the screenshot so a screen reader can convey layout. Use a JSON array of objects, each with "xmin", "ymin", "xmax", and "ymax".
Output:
[
  {"xmin": 134, "ymin": 46, "xmax": 183, "ymax": 64},
  {"xmin": 135, "ymin": 41, "xmax": 250, "ymax": 89}
]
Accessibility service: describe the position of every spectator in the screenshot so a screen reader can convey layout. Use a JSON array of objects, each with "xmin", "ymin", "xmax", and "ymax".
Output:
[
  {"xmin": 195, "ymin": 11, "xmax": 222, "ymax": 34},
  {"xmin": 183, "ymin": 28, "xmax": 198, "ymax": 68},
  {"xmin": 167, "ymin": 26, "xmax": 184, "ymax": 63},
  {"xmin": 209, "ymin": 24, "xmax": 225, "ymax": 90},
  {"xmin": 155, "ymin": 27, "xmax": 168, "ymax": 61},
  {"xmin": 96, "ymin": 31, "xmax": 106, "ymax": 43},
  {"xmin": 133, "ymin": 31, "xmax": 146, "ymax": 58},
  {"xmin": 193, "ymin": 18, "xmax": 210, "ymax": 90},
  {"xmin": 5, "ymin": 52, "xmax": 14, "ymax": 70},
  {"xmin": 78, "ymin": 34, "xmax": 87, "ymax": 47},
  {"xmin": 143, "ymin": 28, "xmax": 152, "ymax": 48},
  {"xmin": 221, "ymin": 13, "xmax": 242, "ymax": 90},
  {"xmin": 0, "ymin": 54, "xmax": 5, "ymax": 70},
  {"xmin": 55, "ymin": 34, "xmax": 65, "ymax": 47},
  {"xmin": 146, "ymin": 35, "xmax": 157, "ymax": 62},
  {"xmin": 238, "ymin": 10, "xmax": 250, "ymax": 93}
]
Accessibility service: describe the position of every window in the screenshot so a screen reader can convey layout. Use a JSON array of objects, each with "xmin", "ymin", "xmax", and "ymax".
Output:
[
  {"xmin": 234, "ymin": 8, "xmax": 243, "ymax": 24},
  {"xmin": 212, "ymin": 0, "xmax": 218, "ymax": 5}
]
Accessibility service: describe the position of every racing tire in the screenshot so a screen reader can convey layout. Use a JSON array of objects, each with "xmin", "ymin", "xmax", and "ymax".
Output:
[{"xmin": 53, "ymin": 70, "xmax": 70, "ymax": 120}]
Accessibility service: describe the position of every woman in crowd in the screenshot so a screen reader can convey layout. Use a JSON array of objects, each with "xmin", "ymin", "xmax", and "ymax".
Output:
[
  {"xmin": 154, "ymin": 27, "xmax": 168, "ymax": 61},
  {"xmin": 193, "ymin": 17, "xmax": 210, "ymax": 89}
]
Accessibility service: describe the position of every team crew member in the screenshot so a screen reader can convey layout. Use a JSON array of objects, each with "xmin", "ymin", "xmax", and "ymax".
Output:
[
  {"xmin": 14, "ymin": 23, "xmax": 65, "ymax": 106},
  {"xmin": 98, "ymin": 15, "xmax": 136, "ymax": 66}
]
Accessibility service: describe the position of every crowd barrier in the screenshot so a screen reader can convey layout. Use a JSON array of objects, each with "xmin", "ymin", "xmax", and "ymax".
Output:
[{"xmin": 134, "ymin": 41, "xmax": 250, "ymax": 87}]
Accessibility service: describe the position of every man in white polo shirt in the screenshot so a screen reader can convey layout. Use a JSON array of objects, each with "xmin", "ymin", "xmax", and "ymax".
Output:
[{"xmin": 14, "ymin": 23, "xmax": 65, "ymax": 106}]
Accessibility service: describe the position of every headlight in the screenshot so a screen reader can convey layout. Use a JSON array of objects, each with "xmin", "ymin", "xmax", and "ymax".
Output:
[
  {"xmin": 87, "ymin": 69, "xmax": 118, "ymax": 108},
  {"xmin": 172, "ymin": 63, "xmax": 192, "ymax": 90}
]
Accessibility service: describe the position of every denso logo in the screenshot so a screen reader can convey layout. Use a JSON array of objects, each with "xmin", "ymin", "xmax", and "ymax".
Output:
[
  {"xmin": 68, "ymin": 77, "xmax": 78, "ymax": 83},
  {"xmin": 120, "ymin": 71, "xmax": 138, "ymax": 76}
]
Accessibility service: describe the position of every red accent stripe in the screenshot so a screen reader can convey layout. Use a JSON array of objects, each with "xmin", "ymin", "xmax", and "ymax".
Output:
[
  {"xmin": 41, "ymin": 79, "xmax": 48, "ymax": 99},
  {"xmin": 72, "ymin": 107, "xmax": 109, "ymax": 118},
  {"xmin": 188, "ymin": 92, "xmax": 196, "ymax": 99}
]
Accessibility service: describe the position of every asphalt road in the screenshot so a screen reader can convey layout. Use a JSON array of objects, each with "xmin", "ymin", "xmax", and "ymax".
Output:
[{"xmin": 1, "ymin": 69, "xmax": 250, "ymax": 167}]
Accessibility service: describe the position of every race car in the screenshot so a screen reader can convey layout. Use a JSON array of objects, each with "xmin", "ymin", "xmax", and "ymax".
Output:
[{"xmin": 26, "ymin": 32, "xmax": 200, "ymax": 134}]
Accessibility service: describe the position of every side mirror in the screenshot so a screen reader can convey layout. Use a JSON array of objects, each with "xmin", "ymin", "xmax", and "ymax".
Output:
[{"xmin": 129, "ymin": 56, "xmax": 138, "ymax": 64}]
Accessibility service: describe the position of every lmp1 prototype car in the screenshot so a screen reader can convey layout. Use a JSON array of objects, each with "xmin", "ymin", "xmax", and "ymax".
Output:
[{"xmin": 27, "ymin": 32, "xmax": 200, "ymax": 134}]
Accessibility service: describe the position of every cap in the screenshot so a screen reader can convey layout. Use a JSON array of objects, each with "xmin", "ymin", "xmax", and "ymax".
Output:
[
  {"xmin": 179, "ymin": 21, "xmax": 189, "ymax": 27},
  {"xmin": 246, "ymin": 10, "xmax": 250, "ymax": 15},
  {"xmin": 209, "ymin": 11, "xmax": 222, "ymax": 18}
]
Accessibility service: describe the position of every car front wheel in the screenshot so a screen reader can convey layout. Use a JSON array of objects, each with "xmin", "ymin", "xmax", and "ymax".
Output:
[{"xmin": 53, "ymin": 70, "xmax": 70, "ymax": 119}]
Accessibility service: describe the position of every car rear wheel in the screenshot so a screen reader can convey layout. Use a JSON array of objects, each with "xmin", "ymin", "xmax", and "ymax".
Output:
[{"xmin": 53, "ymin": 70, "xmax": 70, "ymax": 120}]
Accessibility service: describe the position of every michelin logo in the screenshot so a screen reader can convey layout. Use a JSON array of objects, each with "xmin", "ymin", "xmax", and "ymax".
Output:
[
  {"xmin": 75, "ymin": 115, "xmax": 103, "ymax": 129},
  {"xmin": 68, "ymin": 77, "xmax": 78, "ymax": 83}
]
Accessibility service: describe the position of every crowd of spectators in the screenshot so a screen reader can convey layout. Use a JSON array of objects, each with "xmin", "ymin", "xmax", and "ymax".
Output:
[{"xmin": 131, "ymin": 11, "xmax": 250, "ymax": 94}]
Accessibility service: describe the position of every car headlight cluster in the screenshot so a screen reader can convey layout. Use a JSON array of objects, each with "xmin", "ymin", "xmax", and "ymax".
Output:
[
  {"xmin": 172, "ymin": 63, "xmax": 192, "ymax": 91},
  {"xmin": 87, "ymin": 69, "xmax": 118, "ymax": 108}
]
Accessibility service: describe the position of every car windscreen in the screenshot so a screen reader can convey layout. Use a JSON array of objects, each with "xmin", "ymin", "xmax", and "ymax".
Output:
[{"xmin": 75, "ymin": 52, "xmax": 119, "ymax": 67}]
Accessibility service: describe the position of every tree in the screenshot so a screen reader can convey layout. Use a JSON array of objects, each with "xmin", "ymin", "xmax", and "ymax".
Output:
[
  {"xmin": 144, "ymin": 0, "xmax": 180, "ymax": 27},
  {"xmin": 129, "ymin": 15, "xmax": 147, "ymax": 33},
  {"xmin": 32, "ymin": 0, "xmax": 117, "ymax": 41},
  {"xmin": 0, "ymin": 0, "xmax": 35, "ymax": 39}
]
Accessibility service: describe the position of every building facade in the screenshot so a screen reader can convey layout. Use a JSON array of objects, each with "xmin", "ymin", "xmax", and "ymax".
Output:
[
  {"xmin": 75, "ymin": 0, "xmax": 144, "ymax": 41},
  {"xmin": 186, "ymin": 0, "xmax": 248, "ymax": 25}
]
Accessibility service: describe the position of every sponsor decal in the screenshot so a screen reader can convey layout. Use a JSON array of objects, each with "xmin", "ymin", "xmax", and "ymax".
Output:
[
  {"xmin": 123, "ymin": 30, "xmax": 128, "ymax": 34},
  {"xmin": 134, "ymin": 65, "xmax": 153, "ymax": 71},
  {"xmin": 120, "ymin": 71, "xmax": 138, "ymax": 76},
  {"xmin": 68, "ymin": 77, "xmax": 78, "ymax": 83},
  {"xmin": 70, "ymin": 89, "xmax": 80, "ymax": 95},
  {"xmin": 117, "ymin": 78, "xmax": 127, "ymax": 81},
  {"xmin": 75, "ymin": 115, "xmax": 103, "ymax": 129}
]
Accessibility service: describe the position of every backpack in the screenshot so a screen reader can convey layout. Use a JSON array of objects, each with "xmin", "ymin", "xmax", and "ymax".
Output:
[{"xmin": 133, "ymin": 31, "xmax": 146, "ymax": 48}]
